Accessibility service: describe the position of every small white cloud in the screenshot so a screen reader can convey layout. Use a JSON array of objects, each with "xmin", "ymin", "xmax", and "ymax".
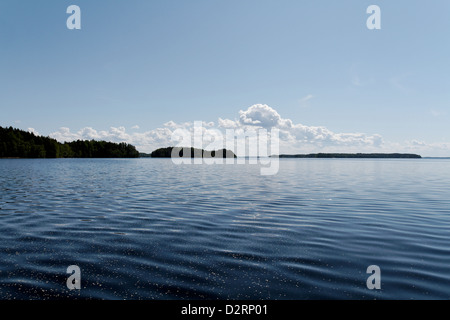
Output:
[
  {"xmin": 299, "ymin": 94, "xmax": 314, "ymax": 108},
  {"xmin": 239, "ymin": 104, "xmax": 282, "ymax": 128},
  {"xmin": 300, "ymin": 94, "xmax": 314, "ymax": 103},
  {"xmin": 430, "ymin": 109, "xmax": 446, "ymax": 117},
  {"xmin": 164, "ymin": 121, "xmax": 193, "ymax": 129},
  {"xmin": 218, "ymin": 118, "xmax": 238, "ymax": 129},
  {"xmin": 28, "ymin": 128, "xmax": 39, "ymax": 136},
  {"xmin": 131, "ymin": 125, "xmax": 140, "ymax": 130},
  {"xmin": 410, "ymin": 140, "xmax": 427, "ymax": 147},
  {"xmin": 203, "ymin": 121, "xmax": 215, "ymax": 127},
  {"xmin": 164, "ymin": 121, "xmax": 178, "ymax": 128}
]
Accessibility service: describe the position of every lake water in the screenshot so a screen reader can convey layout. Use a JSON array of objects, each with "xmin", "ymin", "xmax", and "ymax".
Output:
[{"xmin": 0, "ymin": 158, "xmax": 449, "ymax": 299}]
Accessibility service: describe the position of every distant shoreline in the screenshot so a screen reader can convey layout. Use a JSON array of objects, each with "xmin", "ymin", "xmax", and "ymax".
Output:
[
  {"xmin": 422, "ymin": 157, "xmax": 450, "ymax": 159},
  {"xmin": 272, "ymin": 153, "xmax": 422, "ymax": 159}
]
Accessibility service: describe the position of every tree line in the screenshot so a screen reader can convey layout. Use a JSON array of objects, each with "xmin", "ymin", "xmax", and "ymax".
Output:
[
  {"xmin": 277, "ymin": 153, "xmax": 421, "ymax": 159},
  {"xmin": 0, "ymin": 126, "xmax": 139, "ymax": 158}
]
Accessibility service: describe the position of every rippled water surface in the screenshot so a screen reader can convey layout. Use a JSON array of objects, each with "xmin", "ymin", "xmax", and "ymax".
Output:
[{"xmin": 0, "ymin": 158, "xmax": 449, "ymax": 299}]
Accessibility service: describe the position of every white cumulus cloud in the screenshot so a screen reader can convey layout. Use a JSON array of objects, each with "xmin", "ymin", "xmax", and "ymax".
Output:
[{"xmin": 46, "ymin": 104, "xmax": 450, "ymax": 156}]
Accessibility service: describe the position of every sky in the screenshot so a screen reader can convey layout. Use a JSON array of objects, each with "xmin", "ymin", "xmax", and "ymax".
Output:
[{"xmin": 1, "ymin": 0, "xmax": 449, "ymax": 155}]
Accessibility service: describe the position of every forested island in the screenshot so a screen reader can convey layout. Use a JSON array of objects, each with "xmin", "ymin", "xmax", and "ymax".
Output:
[
  {"xmin": 275, "ymin": 153, "xmax": 422, "ymax": 159},
  {"xmin": 0, "ymin": 126, "xmax": 139, "ymax": 158},
  {"xmin": 149, "ymin": 147, "xmax": 237, "ymax": 158}
]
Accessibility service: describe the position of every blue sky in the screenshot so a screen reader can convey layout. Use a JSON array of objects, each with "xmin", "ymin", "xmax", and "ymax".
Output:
[{"xmin": 1, "ymin": 0, "xmax": 449, "ymax": 155}]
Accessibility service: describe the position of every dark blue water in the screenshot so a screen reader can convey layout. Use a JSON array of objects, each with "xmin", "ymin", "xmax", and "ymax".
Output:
[{"xmin": 0, "ymin": 158, "xmax": 449, "ymax": 299}]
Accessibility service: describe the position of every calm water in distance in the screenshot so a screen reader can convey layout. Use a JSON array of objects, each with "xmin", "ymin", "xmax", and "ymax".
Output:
[{"xmin": 0, "ymin": 158, "xmax": 449, "ymax": 299}]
